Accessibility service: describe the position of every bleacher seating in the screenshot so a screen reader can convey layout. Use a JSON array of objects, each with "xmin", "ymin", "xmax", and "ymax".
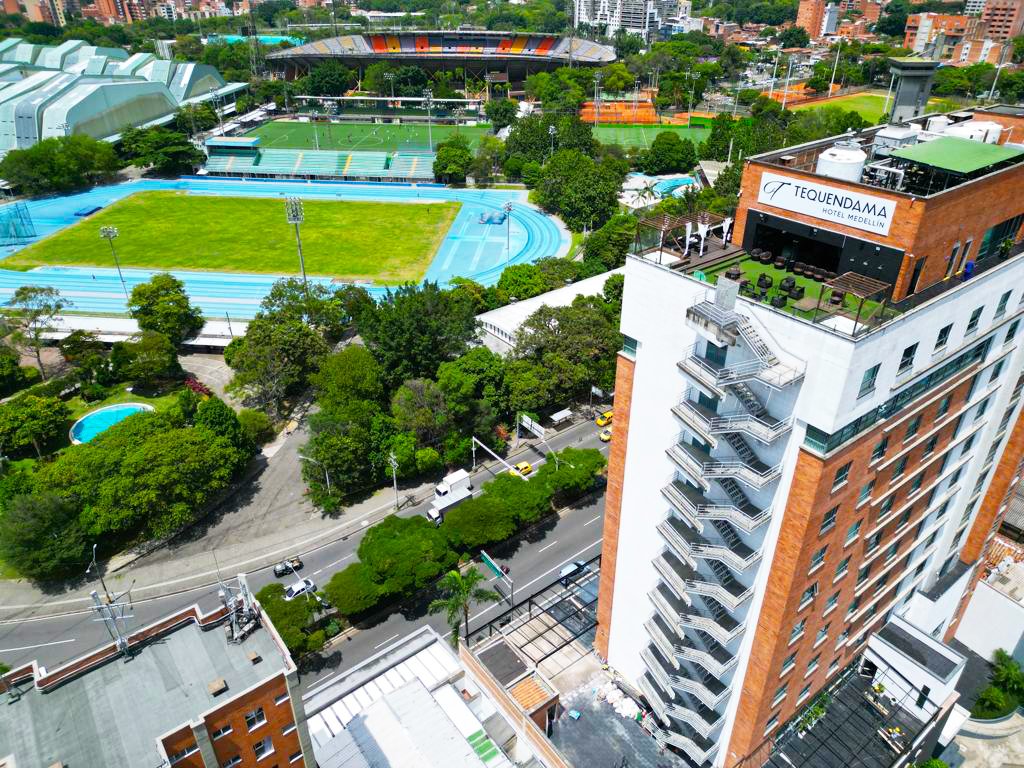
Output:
[{"xmin": 205, "ymin": 148, "xmax": 434, "ymax": 182}]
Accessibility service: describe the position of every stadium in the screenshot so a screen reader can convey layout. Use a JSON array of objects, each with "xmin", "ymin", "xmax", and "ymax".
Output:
[{"xmin": 267, "ymin": 31, "xmax": 615, "ymax": 85}]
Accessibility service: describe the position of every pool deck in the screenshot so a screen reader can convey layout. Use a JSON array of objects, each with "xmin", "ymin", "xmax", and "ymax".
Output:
[
  {"xmin": 69, "ymin": 401, "xmax": 155, "ymax": 444},
  {"xmin": 0, "ymin": 178, "xmax": 570, "ymax": 318}
]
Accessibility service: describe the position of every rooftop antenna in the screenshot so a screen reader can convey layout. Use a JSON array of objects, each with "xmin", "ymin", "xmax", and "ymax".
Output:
[{"xmin": 90, "ymin": 583, "xmax": 135, "ymax": 659}]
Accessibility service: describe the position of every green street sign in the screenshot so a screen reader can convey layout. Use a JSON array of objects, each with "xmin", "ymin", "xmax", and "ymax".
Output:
[{"xmin": 481, "ymin": 550, "xmax": 502, "ymax": 579}]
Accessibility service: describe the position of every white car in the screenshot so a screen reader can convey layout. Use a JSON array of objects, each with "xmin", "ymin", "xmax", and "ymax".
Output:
[{"xmin": 284, "ymin": 578, "xmax": 316, "ymax": 601}]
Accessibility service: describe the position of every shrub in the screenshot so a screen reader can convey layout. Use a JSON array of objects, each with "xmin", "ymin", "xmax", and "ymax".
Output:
[
  {"xmin": 323, "ymin": 562, "xmax": 381, "ymax": 617},
  {"xmin": 357, "ymin": 515, "xmax": 456, "ymax": 597},
  {"xmin": 238, "ymin": 408, "xmax": 275, "ymax": 446},
  {"xmin": 184, "ymin": 375, "xmax": 212, "ymax": 396},
  {"xmin": 305, "ymin": 629, "xmax": 327, "ymax": 653},
  {"xmin": 255, "ymin": 583, "xmax": 318, "ymax": 656},
  {"xmin": 444, "ymin": 493, "xmax": 517, "ymax": 550},
  {"xmin": 415, "ymin": 447, "xmax": 442, "ymax": 475},
  {"xmin": 324, "ymin": 620, "xmax": 342, "ymax": 638},
  {"xmin": 79, "ymin": 382, "xmax": 108, "ymax": 402},
  {"xmin": 972, "ymin": 685, "xmax": 1011, "ymax": 719}
]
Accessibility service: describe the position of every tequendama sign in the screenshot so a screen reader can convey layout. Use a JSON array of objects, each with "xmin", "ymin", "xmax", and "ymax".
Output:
[{"xmin": 756, "ymin": 171, "xmax": 897, "ymax": 236}]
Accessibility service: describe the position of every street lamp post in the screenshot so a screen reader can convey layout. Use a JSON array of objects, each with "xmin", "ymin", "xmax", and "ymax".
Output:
[
  {"xmin": 304, "ymin": 456, "xmax": 331, "ymax": 495},
  {"xmin": 284, "ymin": 198, "xmax": 310, "ymax": 310},
  {"xmin": 86, "ymin": 543, "xmax": 112, "ymax": 603},
  {"xmin": 548, "ymin": 124, "xmax": 556, "ymax": 160},
  {"xmin": 388, "ymin": 452, "xmax": 399, "ymax": 513},
  {"xmin": 422, "ymin": 88, "xmax": 433, "ymax": 150},
  {"xmin": 503, "ymin": 201, "xmax": 513, "ymax": 268},
  {"xmin": 99, "ymin": 226, "xmax": 131, "ymax": 305}
]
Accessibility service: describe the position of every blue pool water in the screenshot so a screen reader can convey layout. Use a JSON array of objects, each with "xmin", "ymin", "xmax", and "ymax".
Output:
[
  {"xmin": 653, "ymin": 176, "xmax": 696, "ymax": 197},
  {"xmin": 70, "ymin": 403, "xmax": 153, "ymax": 443},
  {"xmin": 0, "ymin": 178, "xmax": 569, "ymax": 319},
  {"xmin": 208, "ymin": 34, "xmax": 305, "ymax": 46}
]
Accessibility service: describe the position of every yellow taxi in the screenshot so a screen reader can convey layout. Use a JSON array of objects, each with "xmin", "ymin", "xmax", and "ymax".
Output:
[
  {"xmin": 509, "ymin": 461, "xmax": 533, "ymax": 477},
  {"xmin": 599, "ymin": 427, "xmax": 613, "ymax": 442},
  {"xmin": 595, "ymin": 410, "xmax": 614, "ymax": 427}
]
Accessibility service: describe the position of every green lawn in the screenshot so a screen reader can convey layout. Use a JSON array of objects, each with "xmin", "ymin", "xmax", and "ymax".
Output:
[
  {"xmin": 67, "ymin": 383, "xmax": 182, "ymax": 420},
  {"xmin": 593, "ymin": 123, "xmax": 710, "ymax": 148},
  {"xmin": 792, "ymin": 91, "xmax": 964, "ymax": 123},
  {"xmin": 248, "ymin": 119, "xmax": 494, "ymax": 151},
  {"xmin": 7, "ymin": 191, "xmax": 461, "ymax": 282}
]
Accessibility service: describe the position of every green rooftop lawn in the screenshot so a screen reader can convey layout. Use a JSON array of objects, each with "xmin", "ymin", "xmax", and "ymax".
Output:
[{"xmin": 6, "ymin": 191, "xmax": 460, "ymax": 283}]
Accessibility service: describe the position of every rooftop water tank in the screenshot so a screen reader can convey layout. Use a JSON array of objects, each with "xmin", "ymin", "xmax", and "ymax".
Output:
[
  {"xmin": 816, "ymin": 141, "xmax": 867, "ymax": 183},
  {"xmin": 872, "ymin": 124, "xmax": 918, "ymax": 156},
  {"xmin": 926, "ymin": 115, "xmax": 952, "ymax": 133},
  {"xmin": 945, "ymin": 120, "xmax": 1003, "ymax": 144}
]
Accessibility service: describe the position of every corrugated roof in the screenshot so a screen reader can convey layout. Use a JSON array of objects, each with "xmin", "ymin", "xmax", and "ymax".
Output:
[{"xmin": 891, "ymin": 135, "xmax": 1024, "ymax": 174}]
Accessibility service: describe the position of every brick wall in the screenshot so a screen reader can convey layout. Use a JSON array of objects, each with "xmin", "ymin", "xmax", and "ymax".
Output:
[
  {"xmin": 595, "ymin": 352, "xmax": 635, "ymax": 659},
  {"xmin": 962, "ymin": 410, "xmax": 1024, "ymax": 563},
  {"xmin": 204, "ymin": 674, "xmax": 304, "ymax": 768},
  {"xmin": 160, "ymin": 725, "xmax": 204, "ymax": 768}
]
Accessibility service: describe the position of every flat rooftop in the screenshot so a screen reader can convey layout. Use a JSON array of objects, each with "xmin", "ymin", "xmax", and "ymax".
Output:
[
  {"xmin": 0, "ymin": 620, "xmax": 286, "ymax": 767},
  {"xmin": 889, "ymin": 135, "xmax": 1024, "ymax": 174}
]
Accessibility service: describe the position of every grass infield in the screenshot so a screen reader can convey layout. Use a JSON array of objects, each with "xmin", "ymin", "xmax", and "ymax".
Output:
[
  {"xmin": 6, "ymin": 191, "xmax": 461, "ymax": 282},
  {"xmin": 792, "ymin": 91, "xmax": 963, "ymax": 123}
]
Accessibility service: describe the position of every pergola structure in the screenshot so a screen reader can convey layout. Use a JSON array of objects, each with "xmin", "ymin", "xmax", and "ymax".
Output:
[
  {"xmin": 633, "ymin": 211, "xmax": 734, "ymax": 266},
  {"xmin": 812, "ymin": 271, "xmax": 892, "ymax": 336}
]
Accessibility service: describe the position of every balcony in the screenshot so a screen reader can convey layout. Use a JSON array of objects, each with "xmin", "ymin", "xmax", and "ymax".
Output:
[
  {"xmin": 665, "ymin": 697, "xmax": 723, "ymax": 738},
  {"xmin": 661, "ymin": 477, "xmax": 770, "ymax": 533},
  {"xmin": 642, "ymin": 644, "xmax": 729, "ymax": 710},
  {"xmin": 653, "ymin": 549, "xmax": 753, "ymax": 609},
  {"xmin": 667, "ymin": 439, "xmax": 781, "ymax": 490},
  {"xmin": 658, "ymin": 515, "xmax": 761, "ymax": 572},
  {"xmin": 652, "ymin": 722, "xmax": 719, "ymax": 766},
  {"xmin": 639, "ymin": 672, "xmax": 721, "ymax": 763},
  {"xmin": 673, "ymin": 393, "xmax": 792, "ymax": 445},
  {"xmin": 650, "ymin": 584, "xmax": 744, "ymax": 646},
  {"xmin": 679, "ymin": 321, "xmax": 802, "ymax": 392},
  {"xmin": 646, "ymin": 613, "xmax": 738, "ymax": 678}
]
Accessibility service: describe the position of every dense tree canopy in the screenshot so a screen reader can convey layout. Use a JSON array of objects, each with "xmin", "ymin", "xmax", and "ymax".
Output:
[
  {"xmin": 119, "ymin": 127, "xmax": 204, "ymax": 175},
  {"xmin": 129, "ymin": 273, "xmax": 204, "ymax": 346},
  {"xmin": 0, "ymin": 135, "xmax": 120, "ymax": 195}
]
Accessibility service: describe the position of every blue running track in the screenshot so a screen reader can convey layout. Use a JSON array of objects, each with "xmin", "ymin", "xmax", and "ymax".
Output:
[{"xmin": 0, "ymin": 178, "xmax": 570, "ymax": 319}]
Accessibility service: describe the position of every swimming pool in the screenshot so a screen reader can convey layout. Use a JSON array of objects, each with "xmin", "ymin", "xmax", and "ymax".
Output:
[
  {"xmin": 0, "ymin": 178, "xmax": 570, "ymax": 318},
  {"xmin": 70, "ymin": 402, "xmax": 155, "ymax": 444},
  {"xmin": 653, "ymin": 176, "xmax": 697, "ymax": 197}
]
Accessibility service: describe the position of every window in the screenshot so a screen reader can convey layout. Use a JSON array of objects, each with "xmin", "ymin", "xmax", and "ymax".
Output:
[
  {"xmin": 937, "ymin": 395, "xmax": 951, "ymax": 419},
  {"xmin": 253, "ymin": 736, "xmax": 274, "ymax": 761},
  {"xmin": 897, "ymin": 508, "xmax": 913, "ymax": 529},
  {"xmin": 858, "ymin": 480, "xmax": 874, "ymax": 505},
  {"xmin": 622, "ymin": 334, "xmax": 639, "ymax": 358},
  {"xmin": 886, "ymin": 542, "xmax": 899, "ymax": 562},
  {"xmin": 949, "ymin": 468, "xmax": 962, "ymax": 487},
  {"xmin": 905, "ymin": 414, "xmax": 922, "ymax": 440},
  {"xmin": 806, "ymin": 655, "xmax": 820, "ymax": 676},
  {"xmin": 893, "ymin": 456, "xmax": 908, "ymax": 479},
  {"xmin": 847, "ymin": 595, "xmax": 861, "ymax": 618},
  {"xmin": 274, "ymin": 692, "xmax": 289, "ymax": 706},
  {"xmin": 810, "ymin": 546, "xmax": 827, "ymax": 571},
  {"xmin": 815, "ymin": 623, "xmax": 830, "ymax": 646},
  {"xmin": 991, "ymin": 360, "xmax": 1005, "ymax": 383},
  {"xmin": 961, "ymin": 434, "xmax": 975, "ymax": 456},
  {"xmin": 212, "ymin": 724, "xmax": 233, "ymax": 740},
  {"xmin": 878, "ymin": 495, "xmax": 895, "ymax": 519},
  {"xmin": 910, "ymin": 472, "xmax": 924, "ymax": 494},
  {"xmin": 874, "ymin": 572, "xmax": 890, "ymax": 595},
  {"xmin": 866, "ymin": 531, "xmax": 882, "ymax": 553},
  {"xmin": 871, "ymin": 436, "xmax": 889, "ymax": 462},
  {"xmin": 923, "ymin": 435, "xmax": 938, "ymax": 457},
  {"xmin": 836, "ymin": 630, "xmax": 850, "ymax": 647},
  {"xmin": 832, "ymin": 463, "xmax": 852, "ymax": 491},
  {"xmin": 765, "ymin": 715, "xmax": 780, "ymax": 735},
  {"xmin": 859, "ymin": 364, "xmax": 880, "ymax": 397},
  {"xmin": 290, "ymin": 751, "xmax": 304, "ymax": 765},
  {"xmin": 996, "ymin": 290, "xmax": 1012, "ymax": 318},
  {"xmin": 825, "ymin": 592, "xmax": 839, "ymax": 614},
  {"xmin": 773, "ymin": 683, "xmax": 788, "ymax": 706},
  {"xmin": 282, "ymin": 723, "xmax": 297, "ymax": 736},
  {"xmin": 800, "ymin": 583, "xmax": 819, "ymax": 607},
  {"xmin": 898, "ymin": 343, "xmax": 918, "ymax": 374},
  {"xmin": 245, "ymin": 707, "xmax": 267, "ymax": 732},
  {"xmin": 798, "ymin": 683, "xmax": 812, "ymax": 702},
  {"xmin": 790, "ymin": 619, "xmax": 806, "ymax": 644},
  {"xmin": 857, "ymin": 563, "xmax": 872, "ymax": 585},
  {"xmin": 946, "ymin": 241, "xmax": 961, "ymax": 278},
  {"xmin": 977, "ymin": 397, "xmax": 991, "ymax": 419},
  {"xmin": 781, "ymin": 652, "xmax": 796, "ymax": 675},
  {"xmin": 170, "ymin": 745, "xmax": 200, "ymax": 766},
  {"xmin": 828, "ymin": 659, "xmax": 840, "ymax": 676},
  {"xmin": 845, "ymin": 519, "xmax": 862, "ymax": 546},
  {"xmin": 934, "ymin": 324, "xmax": 952, "ymax": 351},
  {"xmin": 835, "ymin": 556, "xmax": 851, "ymax": 580},
  {"xmin": 820, "ymin": 506, "xmax": 839, "ymax": 534},
  {"xmin": 1007, "ymin": 319, "xmax": 1020, "ymax": 345},
  {"xmin": 966, "ymin": 306, "xmax": 983, "ymax": 335},
  {"xmin": 222, "ymin": 758, "xmax": 242, "ymax": 768}
]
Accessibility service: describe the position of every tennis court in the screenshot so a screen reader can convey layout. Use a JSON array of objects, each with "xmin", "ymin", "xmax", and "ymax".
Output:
[
  {"xmin": 247, "ymin": 120, "xmax": 493, "ymax": 151},
  {"xmin": 592, "ymin": 123, "xmax": 710, "ymax": 148}
]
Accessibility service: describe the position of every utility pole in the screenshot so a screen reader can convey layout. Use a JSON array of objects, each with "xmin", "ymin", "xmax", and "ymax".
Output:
[
  {"xmin": 503, "ymin": 201, "xmax": 513, "ymax": 268},
  {"xmin": 304, "ymin": 455, "xmax": 331, "ymax": 494},
  {"xmin": 284, "ymin": 198, "xmax": 309, "ymax": 309},
  {"xmin": 388, "ymin": 452, "xmax": 399, "ymax": 512},
  {"xmin": 87, "ymin": 543, "xmax": 112, "ymax": 603},
  {"xmin": 99, "ymin": 226, "xmax": 131, "ymax": 305},
  {"xmin": 988, "ymin": 42, "xmax": 1011, "ymax": 101},
  {"xmin": 882, "ymin": 73, "xmax": 895, "ymax": 121}
]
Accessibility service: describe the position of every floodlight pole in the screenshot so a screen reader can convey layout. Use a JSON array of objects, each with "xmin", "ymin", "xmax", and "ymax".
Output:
[
  {"xmin": 593, "ymin": 70, "xmax": 603, "ymax": 126},
  {"xmin": 99, "ymin": 226, "xmax": 130, "ymax": 305},
  {"xmin": 503, "ymin": 202, "xmax": 513, "ymax": 268},
  {"xmin": 828, "ymin": 39, "xmax": 843, "ymax": 95},
  {"xmin": 284, "ymin": 197, "xmax": 310, "ymax": 310},
  {"xmin": 423, "ymin": 88, "xmax": 433, "ymax": 150},
  {"xmin": 548, "ymin": 124, "xmax": 556, "ymax": 160},
  {"xmin": 388, "ymin": 451, "xmax": 399, "ymax": 512}
]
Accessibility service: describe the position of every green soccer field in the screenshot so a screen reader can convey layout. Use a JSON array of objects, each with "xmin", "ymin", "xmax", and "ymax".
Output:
[
  {"xmin": 792, "ymin": 92, "xmax": 963, "ymax": 123},
  {"xmin": 7, "ymin": 191, "xmax": 461, "ymax": 282},
  {"xmin": 592, "ymin": 123, "xmax": 710, "ymax": 148},
  {"xmin": 247, "ymin": 120, "xmax": 493, "ymax": 151}
]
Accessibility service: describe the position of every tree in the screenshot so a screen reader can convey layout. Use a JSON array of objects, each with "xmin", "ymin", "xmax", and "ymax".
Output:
[
  {"xmin": 779, "ymin": 26, "xmax": 810, "ymax": 48},
  {"xmin": 116, "ymin": 330, "xmax": 181, "ymax": 388},
  {"xmin": 534, "ymin": 150, "xmax": 623, "ymax": 232},
  {"xmin": 311, "ymin": 346, "xmax": 385, "ymax": 413},
  {"xmin": 640, "ymin": 131, "xmax": 697, "ymax": 175},
  {"xmin": 0, "ymin": 345, "xmax": 37, "ymax": 397},
  {"xmin": 496, "ymin": 263, "xmax": 548, "ymax": 300},
  {"xmin": 484, "ymin": 98, "xmax": 518, "ymax": 131},
  {"xmin": 323, "ymin": 562, "xmax": 380, "ymax": 616},
  {"xmin": 307, "ymin": 60, "xmax": 355, "ymax": 96},
  {"xmin": 173, "ymin": 102, "xmax": 218, "ymax": 136},
  {"xmin": 0, "ymin": 396, "xmax": 70, "ymax": 458},
  {"xmin": 0, "ymin": 492, "xmax": 89, "ymax": 581},
  {"xmin": 259, "ymin": 278, "xmax": 352, "ymax": 343},
  {"xmin": 6, "ymin": 285, "xmax": 68, "ymax": 379},
  {"xmin": 255, "ymin": 582, "xmax": 319, "ymax": 655},
  {"xmin": 238, "ymin": 408, "xmax": 274, "ymax": 446},
  {"xmin": 128, "ymin": 273, "xmax": 204, "ymax": 346},
  {"xmin": 392, "ymin": 378, "xmax": 450, "ymax": 445},
  {"xmin": 613, "ymin": 29, "xmax": 644, "ymax": 58},
  {"xmin": 582, "ymin": 215, "xmax": 637, "ymax": 271},
  {"xmin": 875, "ymin": 0, "xmax": 909, "ymax": 37},
  {"xmin": 535, "ymin": 447, "xmax": 607, "ymax": 504},
  {"xmin": 428, "ymin": 567, "xmax": 500, "ymax": 646},
  {"xmin": 195, "ymin": 396, "xmax": 246, "ymax": 450},
  {"xmin": 119, "ymin": 127, "xmax": 204, "ymax": 175},
  {"xmin": 357, "ymin": 514, "xmax": 456, "ymax": 597},
  {"xmin": 0, "ymin": 135, "xmax": 120, "ymax": 195},
  {"xmin": 434, "ymin": 134, "xmax": 473, "ymax": 184}
]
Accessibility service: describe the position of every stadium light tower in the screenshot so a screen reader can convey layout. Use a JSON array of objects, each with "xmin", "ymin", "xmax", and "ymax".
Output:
[
  {"xmin": 384, "ymin": 71, "xmax": 395, "ymax": 101},
  {"xmin": 284, "ymin": 198, "xmax": 310, "ymax": 306},
  {"xmin": 423, "ymin": 88, "xmax": 433, "ymax": 150},
  {"xmin": 99, "ymin": 226, "xmax": 130, "ymax": 305},
  {"xmin": 503, "ymin": 201, "xmax": 513, "ymax": 268},
  {"xmin": 548, "ymin": 124, "xmax": 557, "ymax": 160},
  {"xmin": 593, "ymin": 70, "xmax": 603, "ymax": 126}
]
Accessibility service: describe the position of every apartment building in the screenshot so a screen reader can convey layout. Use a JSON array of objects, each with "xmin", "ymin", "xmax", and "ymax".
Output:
[
  {"xmin": 950, "ymin": 36, "xmax": 1005, "ymax": 63},
  {"xmin": 573, "ymin": 0, "xmax": 684, "ymax": 39},
  {"xmin": 796, "ymin": 0, "xmax": 825, "ymax": 37},
  {"xmin": 595, "ymin": 103, "xmax": 1024, "ymax": 767},
  {"xmin": 0, "ymin": 597, "xmax": 314, "ymax": 768},
  {"xmin": 903, "ymin": 13, "xmax": 982, "ymax": 56},
  {"xmin": 980, "ymin": 0, "xmax": 1024, "ymax": 40}
]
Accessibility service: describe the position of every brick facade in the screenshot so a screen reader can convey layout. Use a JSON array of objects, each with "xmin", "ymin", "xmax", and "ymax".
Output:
[
  {"xmin": 595, "ymin": 352, "xmax": 636, "ymax": 659},
  {"xmin": 962, "ymin": 410, "xmax": 1024, "ymax": 563},
  {"xmin": 725, "ymin": 371, "xmax": 980, "ymax": 765}
]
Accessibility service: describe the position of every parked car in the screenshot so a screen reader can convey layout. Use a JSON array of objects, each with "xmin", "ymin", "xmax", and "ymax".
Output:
[
  {"xmin": 595, "ymin": 410, "xmax": 613, "ymax": 427},
  {"xmin": 284, "ymin": 578, "xmax": 316, "ymax": 601},
  {"xmin": 509, "ymin": 460, "xmax": 533, "ymax": 477},
  {"xmin": 559, "ymin": 560, "xmax": 590, "ymax": 586},
  {"xmin": 273, "ymin": 557, "xmax": 303, "ymax": 578}
]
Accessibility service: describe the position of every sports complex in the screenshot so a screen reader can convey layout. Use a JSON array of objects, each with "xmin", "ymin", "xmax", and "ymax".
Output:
[{"xmin": 0, "ymin": 179, "xmax": 568, "ymax": 318}]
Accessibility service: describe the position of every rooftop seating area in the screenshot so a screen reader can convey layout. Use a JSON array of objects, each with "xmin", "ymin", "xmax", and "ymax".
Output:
[{"xmin": 204, "ymin": 147, "xmax": 434, "ymax": 181}]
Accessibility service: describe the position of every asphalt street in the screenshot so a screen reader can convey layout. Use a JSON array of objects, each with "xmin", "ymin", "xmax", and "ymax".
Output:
[{"xmin": 0, "ymin": 423, "xmax": 608, "ymax": 676}]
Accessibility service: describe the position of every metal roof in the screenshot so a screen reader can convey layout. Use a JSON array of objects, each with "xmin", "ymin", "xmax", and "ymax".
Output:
[{"xmin": 890, "ymin": 135, "xmax": 1024, "ymax": 174}]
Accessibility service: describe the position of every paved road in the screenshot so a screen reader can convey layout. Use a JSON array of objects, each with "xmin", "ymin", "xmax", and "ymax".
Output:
[{"xmin": 0, "ymin": 423, "xmax": 607, "ymax": 673}]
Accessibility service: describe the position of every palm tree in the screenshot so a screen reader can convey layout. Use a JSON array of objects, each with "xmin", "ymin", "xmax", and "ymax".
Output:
[{"xmin": 429, "ymin": 567, "xmax": 500, "ymax": 648}]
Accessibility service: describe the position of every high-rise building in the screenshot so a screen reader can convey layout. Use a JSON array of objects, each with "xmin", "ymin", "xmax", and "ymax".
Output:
[
  {"xmin": 822, "ymin": 2, "xmax": 840, "ymax": 34},
  {"xmin": 595, "ymin": 102, "xmax": 1024, "ymax": 767},
  {"xmin": 574, "ymin": 0, "xmax": 691, "ymax": 39},
  {"xmin": 965, "ymin": 0, "xmax": 986, "ymax": 15},
  {"xmin": 904, "ymin": 13, "xmax": 982, "ymax": 55},
  {"xmin": 981, "ymin": 0, "xmax": 1024, "ymax": 40},
  {"xmin": 796, "ymin": 0, "xmax": 826, "ymax": 38}
]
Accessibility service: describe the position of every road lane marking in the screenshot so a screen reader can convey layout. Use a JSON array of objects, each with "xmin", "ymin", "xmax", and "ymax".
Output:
[
  {"xmin": 0, "ymin": 638, "xmax": 77, "ymax": 653},
  {"xmin": 373, "ymin": 633, "xmax": 400, "ymax": 649},
  {"xmin": 584, "ymin": 515, "xmax": 601, "ymax": 526},
  {"xmin": 537, "ymin": 540, "xmax": 559, "ymax": 553},
  {"xmin": 312, "ymin": 553, "xmax": 355, "ymax": 576}
]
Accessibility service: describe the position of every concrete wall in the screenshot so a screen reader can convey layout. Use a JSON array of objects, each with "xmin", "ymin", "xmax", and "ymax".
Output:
[{"xmin": 955, "ymin": 579, "xmax": 1024, "ymax": 663}]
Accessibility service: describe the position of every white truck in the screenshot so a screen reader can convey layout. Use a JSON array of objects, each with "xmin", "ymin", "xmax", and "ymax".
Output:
[{"xmin": 427, "ymin": 469, "xmax": 473, "ymax": 525}]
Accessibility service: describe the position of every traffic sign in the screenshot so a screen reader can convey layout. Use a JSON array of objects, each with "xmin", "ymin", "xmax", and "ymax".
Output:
[{"xmin": 481, "ymin": 550, "xmax": 502, "ymax": 579}]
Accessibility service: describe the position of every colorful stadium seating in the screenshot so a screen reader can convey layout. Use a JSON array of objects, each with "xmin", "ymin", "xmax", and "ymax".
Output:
[
  {"xmin": 370, "ymin": 35, "xmax": 386, "ymax": 53},
  {"xmin": 205, "ymin": 147, "xmax": 434, "ymax": 181}
]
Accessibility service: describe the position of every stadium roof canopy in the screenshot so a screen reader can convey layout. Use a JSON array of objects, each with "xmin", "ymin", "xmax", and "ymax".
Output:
[{"xmin": 267, "ymin": 31, "xmax": 615, "ymax": 74}]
